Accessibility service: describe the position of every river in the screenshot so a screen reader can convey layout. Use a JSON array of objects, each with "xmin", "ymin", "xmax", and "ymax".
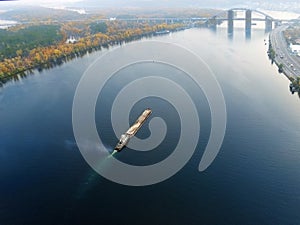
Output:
[
  {"xmin": 0, "ymin": 26, "xmax": 300, "ymax": 224},
  {"xmin": 0, "ymin": 19, "xmax": 17, "ymax": 29}
]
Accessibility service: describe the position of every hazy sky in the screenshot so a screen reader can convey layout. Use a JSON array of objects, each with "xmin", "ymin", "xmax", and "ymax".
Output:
[
  {"xmin": 0, "ymin": 0, "xmax": 262, "ymax": 7},
  {"xmin": 0, "ymin": 0, "xmax": 82, "ymax": 7},
  {"xmin": 1, "ymin": 0, "xmax": 299, "ymax": 10}
]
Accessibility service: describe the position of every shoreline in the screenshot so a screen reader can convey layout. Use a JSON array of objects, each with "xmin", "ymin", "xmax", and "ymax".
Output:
[
  {"xmin": 268, "ymin": 25, "xmax": 300, "ymax": 93},
  {"xmin": 0, "ymin": 24, "xmax": 186, "ymax": 86}
]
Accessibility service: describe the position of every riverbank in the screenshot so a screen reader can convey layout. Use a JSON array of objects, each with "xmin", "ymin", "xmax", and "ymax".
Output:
[
  {"xmin": 0, "ymin": 22, "xmax": 185, "ymax": 85},
  {"xmin": 268, "ymin": 25, "xmax": 300, "ymax": 93}
]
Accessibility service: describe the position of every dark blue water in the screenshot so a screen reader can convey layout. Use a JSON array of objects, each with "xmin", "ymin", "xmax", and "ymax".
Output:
[{"xmin": 1, "ymin": 28, "xmax": 300, "ymax": 225}]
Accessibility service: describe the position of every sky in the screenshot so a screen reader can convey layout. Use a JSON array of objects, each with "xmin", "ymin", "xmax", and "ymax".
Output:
[
  {"xmin": 0, "ymin": 0, "xmax": 82, "ymax": 7},
  {"xmin": 0, "ymin": 0, "xmax": 273, "ymax": 7},
  {"xmin": 1, "ymin": 0, "xmax": 299, "ymax": 11}
]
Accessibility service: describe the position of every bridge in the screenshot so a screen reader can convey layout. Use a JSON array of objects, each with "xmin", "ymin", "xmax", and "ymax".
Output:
[
  {"xmin": 205, "ymin": 8, "xmax": 283, "ymax": 37},
  {"xmin": 1, "ymin": 9, "xmax": 297, "ymax": 36}
]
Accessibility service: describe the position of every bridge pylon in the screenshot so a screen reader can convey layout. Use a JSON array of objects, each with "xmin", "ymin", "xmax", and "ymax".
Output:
[
  {"xmin": 265, "ymin": 16, "xmax": 273, "ymax": 33},
  {"xmin": 228, "ymin": 10, "xmax": 234, "ymax": 35},
  {"xmin": 245, "ymin": 9, "xmax": 252, "ymax": 38}
]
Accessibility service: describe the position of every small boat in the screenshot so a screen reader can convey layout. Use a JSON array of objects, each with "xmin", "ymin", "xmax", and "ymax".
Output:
[{"xmin": 155, "ymin": 30, "xmax": 170, "ymax": 35}]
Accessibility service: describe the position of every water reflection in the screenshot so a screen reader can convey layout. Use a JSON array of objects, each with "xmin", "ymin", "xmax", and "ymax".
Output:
[{"xmin": 245, "ymin": 31, "xmax": 251, "ymax": 40}]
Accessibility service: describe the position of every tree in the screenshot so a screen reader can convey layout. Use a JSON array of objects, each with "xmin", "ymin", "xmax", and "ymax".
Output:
[
  {"xmin": 90, "ymin": 22, "xmax": 108, "ymax": 34},
  {"xmin": 278, "ymin": 63, "xmax": 284, "ymax": 73}
]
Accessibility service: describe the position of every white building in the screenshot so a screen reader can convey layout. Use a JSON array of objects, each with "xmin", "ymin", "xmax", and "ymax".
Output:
[
  {"xmin": 66, "ymin": 36, "xmax": 77, "ymax": 44},
  {"xmin": 290, "ymin": 43, "xmax": 300, "ymax": 56}
]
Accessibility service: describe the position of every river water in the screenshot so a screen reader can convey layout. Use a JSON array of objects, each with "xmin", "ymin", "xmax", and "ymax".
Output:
[
  {"xmin": 0, "ymin": 19, "xmax": 17, "ymax": 29},
  {"xmin": 1, "ymin": 26, "xmax": 300, "ymax": 225}
]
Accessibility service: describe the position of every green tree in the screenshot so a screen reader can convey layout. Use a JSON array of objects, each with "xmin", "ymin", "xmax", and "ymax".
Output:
[
  {"xmin": 90, "ymin": 22, "xmax": 108, "ymax": 34},
  {"xmin": 278, "ymin": 63, "xmax": 284, "ymax": 73}
]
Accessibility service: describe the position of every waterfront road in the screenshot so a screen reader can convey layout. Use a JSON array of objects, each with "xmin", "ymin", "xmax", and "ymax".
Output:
[{"xmin": 269, "ymin": 25, "xmax": 300, "ymax": 79}]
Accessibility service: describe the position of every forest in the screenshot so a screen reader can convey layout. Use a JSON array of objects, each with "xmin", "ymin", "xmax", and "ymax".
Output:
[
  {"xmin": 0, "ymin": 20, "xmax": 184, "ymax": 81},
  {"xmin": 0, "ymin": 25, "xmax": 62, "ymax": 61}
]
